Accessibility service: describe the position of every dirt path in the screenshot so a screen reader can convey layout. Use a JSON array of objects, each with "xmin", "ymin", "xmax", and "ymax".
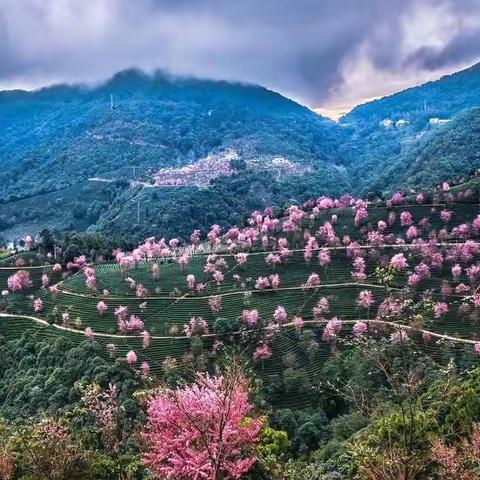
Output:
[{"xmin": 0, "ymin": 313, "xmax": 477, "ymax": 345}]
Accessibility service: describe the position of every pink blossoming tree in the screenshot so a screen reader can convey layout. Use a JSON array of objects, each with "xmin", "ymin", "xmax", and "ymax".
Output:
[{"xmin": 142, "ymin": 366, "xmax": 261, "ymax": 480}]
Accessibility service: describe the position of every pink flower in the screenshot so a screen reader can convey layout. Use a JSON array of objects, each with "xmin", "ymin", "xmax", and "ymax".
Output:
[
  {"xmin": 97, "ymin": 301, "xmax": 108, "ymax": 315},
  {"xmin": 433, "ymin": 302, "xmax": 449, "ymax": 318},
  {"xmin": 33, "ymin": 298, "xmax": 43, "ymax": 313},
  {"xmin": 84, "ymin": 266, "xmax": 95, "ymax": 278},
  {"xmin": 270, "ymin": 273, "xmax": 280, "ymax": 291},
  {"xmin": 52, "ymin": 263, "xmax": 62, "ymax": 273},
  {"xmin": 292, "ymin": 316, "xmax": 304, "ymax": 334},
  {"xmin": 406, "ymin": 226, "xmax": 418, "ymax": 240},
  {"xmin": 126, "ymin": 350, "xmax": 137, "ymax": 365},
  {"xmin": 183, "ymin": 316, "xmax": 208, "ymax": 336},
  {"xmin": 49, "ymin": 285, "xmax": 58, "ymax": 297},
  {"xmin": 114, "ymin": 306, "xmax": 128, "ymax": 322},
  {"xmin": 142, "ymin": 373, "xmax": 261, "ymax": 479},
  {"xmin": 84, "ymin": 327, "xmax": 94, "ymax": 339},
  {"xmin": 474, "ymin": 343, "xmax": 480, "ymax": 355},
  {"xmin": 313, "ymin": 297, "xmax": 330, "ymax": 317},
  {"xmin": 407, "ymin": 273, "xmax": 421, "ymax": 286},
  {"xmin": 391, "ymin": 193, "xmax": 404, "ymax": 205},
  {"xmin": 141, "ymin": 361, "xmax": 150, "ymax": 375},
  {"xmin": 390, "ymin": 253, "xmax": 408, "ymax": 271},
  {"xmin": 7, "ymin": 270, "xmax": 32, "ymax": 292},
  {"xmin": 142, "ymin": 330, "xmax": 151, "ymax": 349},
  {"xmin": 186, "ymin": 274, "xmax": 196, "ymax": 290},
  {"xmin": 235, "ymin": 253, "xmax": 248, "ymax": 265},
  {"xmin": 352, "ymin": 321, "xmax": 368, "ymax": 337},
  {"xmin": 440, "ymin": 209, "xmax": 452, "ymax": 223},
  {"xmin": 253, "ymin": 344, "xmax": 273, "ymax": 362},
  {"xmin": 354, "ymin": 207, "xmax": 368, "ymax": 226},
  {"xmin": 387, "ymin": 211, "xmax": 396, "ymax": 226},
  {"xmin": 305, "ymin": 273, "xmax": 320, "ymax": 289},
  {"xmin": 177, "ymin": 254, "xmax": 190, "ymax": 267},
  {"xmin": 265, "ymin": 253, "xmax": 281, "ymax": 266},
  {"xmin": 322, "ymin": 317, "xmax": 342, "ymax": 341},
  {"xmin": 213, "ymin": 270, "xmax": 224, "ymax": 285},
  {"xmin": 400, "ymin": 211, "xmax": 413, "ymax": 227},
  {"xmin": 136, "ymin": 284, "xmax": 148, "ymax": 299},
  {"xmin": 85, "ymin": 275, "xmax": 97, "ymax": 291},
  {"xmin": 190, "ymin": 229, "xmax": 201, "ymax": 245},
  {"xmin": 416, "ymin": 193, "xmax": 424, "ymax": 204},
  {"xmin": 273, "ymin": 305, "xmax": 288, "ymax": 324},
  {"xmin": 415, "ymin": 263, "xmax": 431, "ymax": 279},
  {"xmin": 378, "ymin": 220, "xmax": 387, "ymax": 231},
  {"xmin": 118, "ymin": 315, "xmax": 145, "ymax": 333},
  {"xmin": 242, "ymin": 309, "xmax": 259, "ymax": 326},
  {"xmin": 357, "ymin": 290, "xmax": 374, "ymax": 309},
  {"xmin": 255, "ymin": 276, "xmax": 270, "ymax": 291},
  {"xmin": 208, "ymin": 296, "xmax": 223, "ymax": 313},
  {"xmin": 41, "ymin": 274, "xmax": 50, "ymax": 288},
  {"xmin": 318, "ymin": 248, "xmax": 331, "ymax": 267}
]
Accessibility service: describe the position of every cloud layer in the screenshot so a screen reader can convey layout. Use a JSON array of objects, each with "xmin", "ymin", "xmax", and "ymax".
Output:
[{"xmin": 1, "ymin": 0, "xmax": 480, "ymax": 110}]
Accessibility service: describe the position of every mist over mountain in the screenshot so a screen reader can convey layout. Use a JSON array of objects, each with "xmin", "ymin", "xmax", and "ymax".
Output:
[{"xmin": 2, "ymin": 63, "xmax": 480, "ymax": 243}]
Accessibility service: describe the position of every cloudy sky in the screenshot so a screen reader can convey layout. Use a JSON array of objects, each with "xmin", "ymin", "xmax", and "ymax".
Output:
[{"xmin": 1, "ymin": 0, "xmax": 480, "ymax": 118}]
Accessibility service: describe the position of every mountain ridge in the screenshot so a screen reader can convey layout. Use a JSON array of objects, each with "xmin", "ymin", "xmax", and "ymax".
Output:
[{"xmin": 2, "ymin": 63, "xmax": 480, "ymax": 243}]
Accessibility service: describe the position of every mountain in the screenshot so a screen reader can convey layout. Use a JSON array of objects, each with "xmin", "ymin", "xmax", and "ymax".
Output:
[
  {"xmin": 366, "ymin": 107, "xmax": 480, "ymax": 193},
  {"xmin": 0, "ymin": 69, "xmax": 350, "ymax": 242},
  {"xmin": 3, "ymin": 62, "xmax": 480, "ymax": 244},
  {"xmin": 340, "ymin": 61, "xmax": 480, "ymax": 195}
]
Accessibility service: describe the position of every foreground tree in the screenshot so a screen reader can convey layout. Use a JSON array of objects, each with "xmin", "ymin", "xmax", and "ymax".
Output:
[
  {"xmin": 142, "ymin": 364, "xmax": 261, "ymax": 479},
  {"xmin": 9, "ymin": 419, "xmax": 82, "ymax": 480}
]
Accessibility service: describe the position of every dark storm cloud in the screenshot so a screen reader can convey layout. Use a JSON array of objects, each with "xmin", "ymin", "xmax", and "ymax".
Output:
[
  {"xmin": 0, "ymin": 0, "xmax": 480, "ymax": 107},
  {"xmin": 405, "ymin": 29, "xmax": 480, "ymax": 71},
  {"xmin": 402, "ymin": 0, "xmax": 480, "ymax": 71}
]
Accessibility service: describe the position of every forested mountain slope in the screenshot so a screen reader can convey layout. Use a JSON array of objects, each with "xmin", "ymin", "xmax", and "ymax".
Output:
[
  {"xmin": 341, "ymin": 62, "xmax": 480, "ymax": 195},
  {"xmin": 0, "ymin": 69, "xmax": 350, "ymax": 242},
  {"xmin": 3, "ymin": 63, "xmax": 480, "ymax": 243}
]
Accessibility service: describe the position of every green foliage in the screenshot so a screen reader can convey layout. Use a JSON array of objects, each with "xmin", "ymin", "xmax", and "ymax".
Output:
[
  {"xmin": 0, "ymin": 332, "xmax": 138, "ymax": 420},
  {"xmin": 272, "ymin": 408, "xmax": 329, "ymax": 454},
  {"xmin": 0, "ymin": 69, "xmax": 348, "ymax": 242},
  {"xmin": 214, "ymin": 316, "xmax": 241, "ymax": 336},
  {"xmin": 429, "ymin": 368, "xmax": 480, "ymax": 436},
  {"xmin": 258, "ymin": 421, "xmax": 291, "ymax": 457}
]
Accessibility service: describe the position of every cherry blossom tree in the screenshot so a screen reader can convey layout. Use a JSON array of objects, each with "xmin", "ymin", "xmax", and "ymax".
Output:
[
  {"xmin": 142, "ymin": 366, "xmax": 261, "ymax": 480},
  {"xmin": 7, "ymin": 270, "xmax": 32, "ymax": 292}
]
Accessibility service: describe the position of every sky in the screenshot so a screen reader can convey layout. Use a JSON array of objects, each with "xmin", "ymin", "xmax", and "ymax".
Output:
[{"xmin": 1, "ymin": 0, "xmax": 480, "ymax": 119}]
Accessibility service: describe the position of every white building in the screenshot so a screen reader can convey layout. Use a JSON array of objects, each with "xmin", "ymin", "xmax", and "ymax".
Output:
[
  {"xmin": 429, "ymin": 118, "xmax": 450, "ymax": 125},
  {"xmin": 395, "ymin": 119, "xmax": 409, "ymax": 127}
]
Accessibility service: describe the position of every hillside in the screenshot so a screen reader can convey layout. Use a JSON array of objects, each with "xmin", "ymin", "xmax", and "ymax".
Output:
[
  {"xmin": 2, "ymin": 178, "xmax": 480, "ymax": 477},
  {"xmin": 341, "ymin": 62, "xmax": 480, "ymax": 195},
  {"xmin": 367, "ymin": 107, "xmax": 480, "ymax": 193},
  {"xmin": 0, "ymin": 69, "xmax": 349, "ymax": 242},
  {"xmin": 3, "ymin": 176, "xmax": 480, "ymax": 387},
  {"xmin": 4, "ymin": 63, "xmax": 480, "ymax": 244}
]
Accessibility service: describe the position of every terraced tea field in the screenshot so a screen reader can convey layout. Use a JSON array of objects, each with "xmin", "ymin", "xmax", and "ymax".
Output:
[{"xmin": 2, "ymin": 181, "xmax": 480, "ymax": 406}]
